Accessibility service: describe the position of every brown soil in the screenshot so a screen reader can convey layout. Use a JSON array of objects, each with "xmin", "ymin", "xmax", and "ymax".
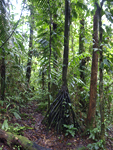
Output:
[{"xmin": 0, "ymin": 101, "xmax": 113, "ymax": 150}]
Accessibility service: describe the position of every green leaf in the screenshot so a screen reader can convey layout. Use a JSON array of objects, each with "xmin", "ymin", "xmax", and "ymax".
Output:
[
  {"xmin": 67, "ymin": 129, "xmax": 75, "ymax": 137},
  {"xmin": 67, "ymin": 143, "xmax": 72, "ymax": 145},
  {"xmin": 72, "ymin": 9, "xmax": 77, "ymax": 19},
  {"xmin": 36, "ymin": 21, "xmax": 43, "ymax": 27},
  {"xmin": 13, "ymin": 112, "xmax": 21, "ymax": 119},
  {"xmin": 103, "ymin": 59, "xmax": 110, "ymax": 67},
  {"xmin": 94, "ymin": 144, "xmax": 99, "ymax": 150},
  {"xmin": 68, "ymin": 103, "xmax": 72, "ymax": 106},
  {"xmin": 76, "ymin": 1, "xmax": 87, "ymax": 10},
  {"xmin": 105, "ymin": 10, "xmax": 113, "ymax": 23},
  {"xmin": 2, "ymin": 120, "xmax": 8, "ymax": 130}
]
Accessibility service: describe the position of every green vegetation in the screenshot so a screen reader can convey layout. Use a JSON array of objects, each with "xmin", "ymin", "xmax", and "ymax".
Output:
[{"xmin": 0, "ymin": 0, "xmax": 113, "ymax": 149}]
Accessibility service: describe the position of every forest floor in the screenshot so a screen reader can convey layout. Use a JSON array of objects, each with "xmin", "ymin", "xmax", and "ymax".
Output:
[{"xmin": 0, "ymin": 100, "xmax": 113, "ymax": 150}]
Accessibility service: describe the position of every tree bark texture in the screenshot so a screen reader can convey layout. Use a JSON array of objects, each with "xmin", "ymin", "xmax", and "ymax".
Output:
[
  {"xmin": 99, "ymin": 3, "xmax": 105, "ymax": 141},
  {"xmin": 26, "ymin": 5, "xmax": 34, "ymax": 86},
  {"xmin": 87, "ymin": 7, "xmax": 99, "ymax": 127},
  {"xmin": 62, "ymin": 0, "xmax": 70, "ymax": 87}
]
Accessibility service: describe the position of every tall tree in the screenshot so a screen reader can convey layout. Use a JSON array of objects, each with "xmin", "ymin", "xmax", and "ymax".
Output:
[
  {"xmin": 26, "ymin": 5, "xmax": 34, "ymax": 87},
  {"xmin": 62, "ymin": 0, "xmax": 70, "ymax": 88},
  {"xmin": 48, "ymin": 0, "xmax": 52, "ymax": 109},
  {"xmin": 51, "ymin": 14, "xmax": 59, "ymax": 99},
  {"xmin": 99, "ymin": 0, "xmax": 105, "ymax": 142},
  {"xmin": 43, "ymin": 0, "xmax": 79, "ymax": 133},
  {"xmin": 79, "ymin": 18, "xmax": 86, "ymax": 110},
  {"xmin": 87, "ymin": 3, "xmax": 99, "ymax": 128},
  {"xmin": 79, "ymin": 18, "xmax": 85, "ymax": 82},
  {"xmin": 0, "ymin": 0, "xmax": 8, "ymax": 100},
  {"xmin": 1, "ymin": 48, "xmax": 5, "ymax": 100}
]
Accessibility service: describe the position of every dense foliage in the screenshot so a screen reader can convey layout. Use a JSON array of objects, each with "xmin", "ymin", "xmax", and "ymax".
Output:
[{"xmin": 0, "ymin": 0, "xmax": 113, "ymax": 149}]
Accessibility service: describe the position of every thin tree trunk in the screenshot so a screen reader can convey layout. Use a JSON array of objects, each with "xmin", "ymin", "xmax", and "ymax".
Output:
[
  {"xmin": 0, "ymin": 0, "xmax": 7, "ymax": 100},
  {"xmin": 26, "ymin": 6, "xmax": 34, "ymax": 87},
  {"xmin": 99, "ymin": 0, "xmax": 105, "ymax": 142},
  {"xmin": 79, "ymin": 19, "xmax": 85, "ymax": 82},
  {"xmin": 51, "ymin": 15, "xmax": 58, "ymax": 98},
  {"xmin": 99, "ymin": 19, "xmax": 105, "ymax": 141},
  {"xmin": 79, "ymin": 18, "xmax": 87, "ymax": 112},
  {"xmin": 48, "ymin": 0, "xmax": 52, "ymax": 109},
  {"xmin": 43, "ymin": 0, "xmax": 79, "ymax": 133},
  {"xmin": 42, "ymin": 67, "xmax": 45, "ymax": 91},
  {"xmin": 1, "ymin": 48, "xmax": 5, "ymax": 100},
  {"xmin": 87, "ymin": 7, "xmax": 99, "ymax": 128},
  {"xmin": 62, "ymin": 0, "xmax": 70, "ymax": 88}
]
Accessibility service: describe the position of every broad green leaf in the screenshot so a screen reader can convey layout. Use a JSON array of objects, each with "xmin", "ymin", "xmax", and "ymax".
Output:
[{"xmin": 2, "ymin": 120, "xmax": 8, "ymax": 130}]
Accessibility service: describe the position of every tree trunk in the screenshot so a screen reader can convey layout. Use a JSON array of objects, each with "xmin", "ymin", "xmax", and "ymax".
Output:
[
  {"xmin": 0, "ymin": 129, "xmax": 50, "ymax": 150},
  {"xmin": 79, "ymin": 18, "xmax": 88, "ymax": 112},
  {"xmin": 62, "ymin": 0, "xmax": 70, "ymax": 87},
  {"xmin": 42, "ymin": 0, "xmax": 79, "ymax": 133},
  {"xmin": 42, "ymin": 67, "xmax": 45, "ymax": 91},
  {"xmin": 1, "ymin": 48, "xmax": 5, "ymax": 100},
  {"xmin": 87, "ymin": 7, "xmax": 99, "ymax": 128},
  {"xmin": 99, "ymin": 0, "xmax": 105, "ymax": 142},
  {"xmin": 51, "ymin": 15, "xmax": 58, "ymax": 99},
  {"xmin": 0, "ymin": 0, "xmax": 8, "ymax": 101},
  {"xmin": 79, "ymin": 19, "xmax": 85, "ymax": 82},
  {"xmin": 48, "ymin": 0, "xmax": 52, "ymax": 109},
  {"xmin": 26, "ymin": 5, "xmax": 34, "ymax": 87}
]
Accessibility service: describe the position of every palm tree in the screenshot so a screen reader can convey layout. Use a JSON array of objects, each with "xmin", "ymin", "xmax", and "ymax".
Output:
[{"xmin": 43, "ymin": 0, "xmax": 79, "ymax": 133}]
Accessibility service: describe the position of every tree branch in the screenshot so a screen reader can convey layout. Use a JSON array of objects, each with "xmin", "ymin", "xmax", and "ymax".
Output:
[{"xmin": 101, "ymin": 0, "xmax": 106, "ymax": 8}]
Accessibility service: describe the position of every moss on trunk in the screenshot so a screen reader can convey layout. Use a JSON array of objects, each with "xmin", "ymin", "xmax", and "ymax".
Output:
[{"xmin": 0, "ymin": 129, "xmax": 51, "ymax": 150}]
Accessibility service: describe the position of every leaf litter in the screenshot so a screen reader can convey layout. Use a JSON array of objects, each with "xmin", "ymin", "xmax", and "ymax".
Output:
[{"xmin": 0, "ymin": 100, "xmax": 113, "ymax": 150}]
